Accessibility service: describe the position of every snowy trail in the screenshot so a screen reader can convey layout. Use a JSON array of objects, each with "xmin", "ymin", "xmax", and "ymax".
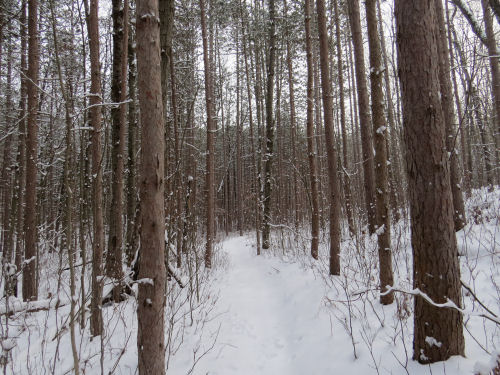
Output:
[{"xmin": 189, "ymin": 235, "xmax": 349, "ymax": 375}]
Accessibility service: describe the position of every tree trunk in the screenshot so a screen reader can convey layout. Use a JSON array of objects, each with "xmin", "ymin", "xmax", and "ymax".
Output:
[
  {"xmin": 365, "ymin": 0, "xmax": 394, "ymax": 304},
  {"xmin": 13, "ymin": 0, "xmax": 27, "ymax": 297},
  {"xmin": 85, "ymin": 0, "xmax": 105, "ymax": 336},
  {"xmin": 305, "ymin": 0, "xmax": 319, "ymax": 259},
  {"xmin": 23, "ymin": 0, "xmax": 40, "ymax": 302},
  {"xmin": 126, "ymin": 16, "xmax": 138, "ymax": 265},
  {"xmin": 434, "ymin": 0, "xmax": 466, "ymax": 231},
  {"xmin": 395, "ymin": 0, "xmax": 465, "ymax": 363},
  {"xmin": 136, "ymin": 0, "xmax": 167, "ymax": 371},
  {"xmin": 106, "ymin": 0, "xmax": 128, "ymax": 302},
  {"xmin": 334, "ymin": 0, "xmax": 355, "ymax": 236},
  {"xmin": 316, "ymin": 0, "xmax": 341, "ymax": 275},
  {"xmin": 347, "ymin": 0, "xmax": 376, "ymax": 234},
  {"xmin": 261, "ymin": 0, "xmax": 277, "ymax": 250},
  {"xmin": 481, "ymin": 0, "xmax": 500, "ymax": 182},
  {"xmin": 200, "ymin": 0, "xmax": 216, "ymax": 267}
]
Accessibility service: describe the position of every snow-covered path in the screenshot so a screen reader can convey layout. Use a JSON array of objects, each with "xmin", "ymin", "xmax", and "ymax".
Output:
[{"xmin": 186, "ymin": 235, "xmax": 352, "ymax": 375}]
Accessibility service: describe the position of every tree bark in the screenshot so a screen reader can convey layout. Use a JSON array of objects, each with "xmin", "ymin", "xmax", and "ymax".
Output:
[
  {"xmin": 347, "ymin": 0, "xmax": 376, "ymax": 234},
  {"xmin": 261, "ymin": 0, "xmax": 277, "ymax": 250},
  {"xmin": 106, "ymin": 0, "xmax": 129, "ymax": 301},
  {"xmin": 434, "ymin": 0, "xmax": 466, "ymax": 231},
  {"xmin": 395, "ymin": 0, "xmax": 465, "ymax": 363},
  {"xmin": 305, "ymin": 0, "xmax": 320, "ymax": 259},
  {"xmin": 85, "ymin": 0, "xmax": 105, "ymax": 336},
  {"xmin": 136, "ymin": 0, "xmax": 167, "ymax": 371},
  {"xmin": 23, "ymin": 0, "xmax": 40, "ymax": 302},
  {"xmin": 365, "ymin": 0, "xmax": 394, "ymax": 304},
  {"xmin": 200, "ymin": 0, "xmax": 216, "ymax": 267},
  {"xmin": 316, "ymin": 0, "xmax": 341, "ymax": 275},
  {"xmin": 481, "ymin": 0, "xmax": 500, "ymax": 181}
]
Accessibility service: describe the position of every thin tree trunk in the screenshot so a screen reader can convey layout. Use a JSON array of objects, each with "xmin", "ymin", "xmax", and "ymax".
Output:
[
  {"xmin": 434, "ymin": 0, "xmax": 466, "ymax": 231},
  {"xmin": 200, "ymin": 0, "xmax": 216, "ymax": 267},
  {"xmin": 261, "ymin": 0, "xmax": 277, "ymax": 250},
  {"xmin": 305, "ymin": 0, "xmax": 320, "ymax": 259},
  {"xmin": 85, "ymin": 0, "xmax": 105, "ymax": 336},
  {"xmin": 13, "ymin": 0, "xmax": 27, "ymax": 297},
  {"xmin": 316, "ymin": 0, "xmax": 341, "ymax": 275},
  {"xmin": 365, "ymin": 0, "xmax": 394, "ymax": 304},
  {"xmin": 126, "ymin": 16, "xmax": 138, "ymax": 265},
  {"xmin": 23, "ymin": 0, "xmax": 40, "ymax": 302},
  {"xmin": 481, "ymin": 0, "xmax": 500, "ymax": 181},
  {"xmin": 347, "ymin": 0, "xmax": 376, "ymax": 234},
  {"xmin": 334, "ymin": 0, "xmax": 355, "ymax": 236},
  {"xmin": 106, "ymin": 0, "xmax": 128, "ymax": 301}
]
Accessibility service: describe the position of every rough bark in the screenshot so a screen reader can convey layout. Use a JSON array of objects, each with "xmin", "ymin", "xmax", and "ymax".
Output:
[
  {"xmin": 316, "ymin": 0, "xmax": 341, "ymax": 275},
  {"xmin": 136, "ymin": 0, "xmax": 167, "ymax": 371},
  {"xmin": 365, "ymin": 0, "xmax": 394, "ymax": 304},
  {"xmin": 126, "ymin": 18, "xmax": 138, "ymax": 265},
  {"xmin": 23, "ymin": 0, "xmax": 40, "ymax": 302},
  {"xmin": 85, "ymin": 0, "xmax": 105, "ymax": 336},
  {"xmin": 395, "ymin": 0, "xmax": 465, "ymax": 363},
  {"xmin": 106, "ymin": 0, "xmax": 128, "ymax": 302}
]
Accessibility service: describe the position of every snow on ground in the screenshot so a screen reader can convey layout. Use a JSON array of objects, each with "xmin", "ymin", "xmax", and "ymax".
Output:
[{"xmin": 1, "ymin": 187, "xmax": 499, "ymax": 374}]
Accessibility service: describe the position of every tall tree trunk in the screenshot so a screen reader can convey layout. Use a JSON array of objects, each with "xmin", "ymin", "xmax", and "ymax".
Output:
[
  {"xmin": 377, "ymin": 0, "xmax": 403, "ymax": 221},
  {"xmin": 106, "ymin": 0, "xmax": 129, "ymax": 302},
  {"xmin": 334, "ymin": 0, "xmax": 355, "ymax": 235},
  {"xmin": 236, "ymin": 28, "xmax": 243, "ymax": 235},
  {"xmin": 2, "ymin": 29, "xmax": 15, "ymax": 297},
  {"xmin": 304, "ymin": 0, "xmax": 320, "ymax": 259},
  {"xmin": 347, "ymin": 0, "xmax": 376, "ymax": 234},
  {"xmin": 13, "ymin": 0, "xmax": 28, "ymax": 297},
  {"xmin": 200, "ymin": 0, "xmax": 216, "ymax": 267},
  {"xmin": 481, "ymin": 0, "xmax": 500, "ymax": 181},
  {"xmin": 316, "ymin": 0, "xmax": 341, "ymax": 275},
  {"xmin": 365, "ymin": 0, "xmax": 394, "ymax": 304},
  {"xmin": 48, "ymin": 0, "xmax": 80, "ymax": 368},
  {"xmin": 434, "ymin": 0, "xmax": 466, "ymax": 231},
  {"xmin": 445, "ymin": 1, "xmax": 471, "ymax": 197},
  {"xmin": 23, "ymin": 0, "xmax": 40, "ymax": 302},
  {"xmin": 395, "ymin": 0, "xmax": 465, "ymax": 363},
  {"xmin": 85, "ymin": 0, "xmax": 105, "ymax": 336},
  {"xmin": 136, "ymin": 0, "xmax": 166, "ymax": 372},
  {"xmin": 284, "ymin": 0, "xmax": 299, "ymax": 231},
  {"xmin": 126, "ymin": 16, "xmax": 138, "ymax": 265},
  {"xmin": 261, "ymin": 0, "xmax": 277, "ymax": 250},
  {"xmin": 240, "ymin": 2, "xmax": 262, "ymax": 256}
]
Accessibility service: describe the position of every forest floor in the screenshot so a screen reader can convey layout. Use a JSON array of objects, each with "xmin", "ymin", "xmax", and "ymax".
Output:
[{"xmin": 1, "ymin": 188, "xmax": 499, "ymax": 374}]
